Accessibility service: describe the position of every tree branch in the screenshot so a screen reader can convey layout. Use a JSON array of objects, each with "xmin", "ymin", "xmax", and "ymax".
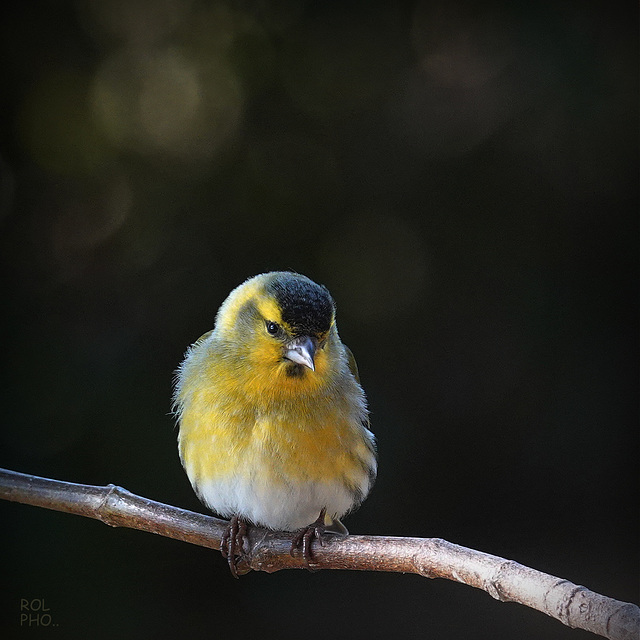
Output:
[{"xmin": 1, "ymin": 468, "xmax": 637, "ymax": 640}]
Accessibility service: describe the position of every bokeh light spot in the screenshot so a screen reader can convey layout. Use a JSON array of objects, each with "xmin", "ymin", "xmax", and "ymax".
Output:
[
  {"xmin": 91, "ymin": 47, "xmax": 243, "ymax": 161},
  {"xmin": 138, "ymin": 50, "xmax": 202, "ymax": 150}
]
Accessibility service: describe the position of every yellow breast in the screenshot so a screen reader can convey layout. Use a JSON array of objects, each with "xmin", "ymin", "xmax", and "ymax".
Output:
[
  {"xmin": 174, "ymin": 332, "xmax": 375, "ymax": 529},
  {"xmin": 179, "ymin": 391, "xmax": 372, "ymax": 487}
]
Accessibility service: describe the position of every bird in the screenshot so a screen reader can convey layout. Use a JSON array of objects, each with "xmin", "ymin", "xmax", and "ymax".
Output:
[{"xmin": 173, "ymin": 271, "xmax": 376, "ymax": 576}]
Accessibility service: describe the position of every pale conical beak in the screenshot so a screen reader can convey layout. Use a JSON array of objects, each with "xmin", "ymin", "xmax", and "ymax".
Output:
[{"xmin": 284, "ymin": 336, "xmax": 317, "ymax": 371}]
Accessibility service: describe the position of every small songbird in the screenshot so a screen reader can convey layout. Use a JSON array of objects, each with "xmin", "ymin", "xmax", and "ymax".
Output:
[{"xmin": 173, "ymin": 271, "xmax": 376, "ymax": 576}]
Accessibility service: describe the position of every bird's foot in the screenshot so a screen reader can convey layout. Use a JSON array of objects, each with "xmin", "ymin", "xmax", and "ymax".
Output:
[
  {"xmin": 290, "ymin": 508, "xmax": 330, "ymax": 568},
  {"xmin": 220, "ymin": 515, "xmax": 248, "ymax": 578}
]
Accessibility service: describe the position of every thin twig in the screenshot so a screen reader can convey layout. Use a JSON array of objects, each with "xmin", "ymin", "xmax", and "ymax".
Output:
[{"xmin": 1, "ymin": 468, "xmax": 637, "ymax": 640}]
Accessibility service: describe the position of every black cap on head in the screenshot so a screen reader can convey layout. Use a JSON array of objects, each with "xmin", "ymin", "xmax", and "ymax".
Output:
[{"xmin": 267, "ymin": 273, "xmax": 335, "ymax": 337}]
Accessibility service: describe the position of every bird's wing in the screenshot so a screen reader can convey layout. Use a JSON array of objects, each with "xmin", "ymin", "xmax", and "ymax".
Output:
[
  {"xmin": 344, "ymin": 344, "xmax": 374, "ymax": 434},
  {"xmin": 343, "ymin": 344, "xmax": 361, "ymax": 384}
]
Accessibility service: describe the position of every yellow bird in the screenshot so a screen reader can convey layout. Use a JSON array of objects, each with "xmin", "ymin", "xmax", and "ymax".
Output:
[{"xmin": 173, "ymin": 271, "xmax": 376, "ymax": 576}]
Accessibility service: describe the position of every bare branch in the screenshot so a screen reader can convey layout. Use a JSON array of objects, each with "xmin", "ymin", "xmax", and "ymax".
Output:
[{"xmin": 1, "ymin": 468, "xmax": 637, "ymax": 640}]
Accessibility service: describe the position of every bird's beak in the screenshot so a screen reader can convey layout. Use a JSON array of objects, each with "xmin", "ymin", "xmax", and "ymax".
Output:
[{"xmin": 284, "ymin": 336, "xmax": 317, "ymax": 371}]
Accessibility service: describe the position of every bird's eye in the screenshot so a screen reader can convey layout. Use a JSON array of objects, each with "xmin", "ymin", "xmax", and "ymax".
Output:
[{"xmin": 266, "ymin": 321, "xmax": 280, "ymax": 335}]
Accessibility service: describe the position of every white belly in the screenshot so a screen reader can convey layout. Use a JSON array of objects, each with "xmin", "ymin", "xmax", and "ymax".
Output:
[{"xmin": 192, "ymin": 473, "xmax": 358, "ymax": 531}]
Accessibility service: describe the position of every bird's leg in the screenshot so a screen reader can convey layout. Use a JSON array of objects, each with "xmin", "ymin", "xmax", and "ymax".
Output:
[
  {"xmin": 220, "ymin": 515, "xmax": 248, "ymax": 579},
  {"xmin": 290, "ymin": 507, "xmax": 328, "ymax": 567}
]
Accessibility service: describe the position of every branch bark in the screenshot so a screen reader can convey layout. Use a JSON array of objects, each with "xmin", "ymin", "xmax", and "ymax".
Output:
[{"xmin": 1, "ymin": 468, "xmax": 637, "ymax": 640}]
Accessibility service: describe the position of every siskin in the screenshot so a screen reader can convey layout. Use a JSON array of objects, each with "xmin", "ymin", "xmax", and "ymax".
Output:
[{"xmin": 173, "ymin": 272, "xmax": 376, "ymax": 576}]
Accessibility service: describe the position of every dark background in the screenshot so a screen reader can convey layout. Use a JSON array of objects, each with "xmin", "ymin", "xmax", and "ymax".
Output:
[{"xmin": 1, "ymin": 2, "xmax": 637, "ymax": 639}]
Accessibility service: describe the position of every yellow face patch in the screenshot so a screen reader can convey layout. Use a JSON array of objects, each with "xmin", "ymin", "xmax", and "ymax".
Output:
[
  {"xmin": 214, "ymin": 276, "xmax": 265, "ymax": 336},
  {"xmin": 255, "ymin": 297, "xmax": 284, "ymax": 328}
]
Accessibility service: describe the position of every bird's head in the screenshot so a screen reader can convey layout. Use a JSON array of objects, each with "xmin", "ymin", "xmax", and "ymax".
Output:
[{"xmin": 215, "ymin": 272, "xmax": 338, "ymax": 386}]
